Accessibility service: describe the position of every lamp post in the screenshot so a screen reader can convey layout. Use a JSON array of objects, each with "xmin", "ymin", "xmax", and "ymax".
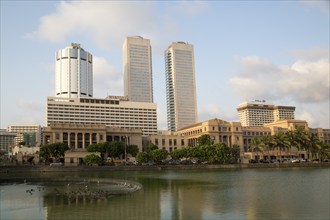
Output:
[{"xmin": 124, "ymin": 136, "xmax": 127, "ymax": 165}]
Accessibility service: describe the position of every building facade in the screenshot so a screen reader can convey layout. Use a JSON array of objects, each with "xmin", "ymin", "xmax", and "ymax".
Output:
[
  {"xmin": 165, "ymin": 42, "xmax": 197, "ymax": 131},
  {"xmin": 7, "ymin": 125, "xmax": 42, "ymax": 147},
  {"xmin": 55, "ymin": 43, "xmax": 93, "ymax": 98},
  {"xmin": 144, "ymin": 118, "xmax": 244, "ymax": 153},
  {"xmin": 42, "ymin": 123, "xmax": 143, "ymax": 165},
  {"xmin": 0, "ymin": 130, "xmax": 16, "ymax": 152},
  {"xmin": 123, "ymin": 36, "xmax": 153, "ymax": 103},
  {"xmin": 237, "ymin": 100, "xmax": 295, "ymax": 126},
  {"xmin": 46, "ymin": 96, "xmax": 157, "ymax": 135}
]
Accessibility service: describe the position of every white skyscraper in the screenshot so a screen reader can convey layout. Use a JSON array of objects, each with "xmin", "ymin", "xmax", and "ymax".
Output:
[
  {"xmin": 123, "ymin": 36, "xmax": 153, "ymax": 102},
  {"xmin": 165, "ymin": 42, "xmax": 197, "ymax": 131},
  {"xmin": 55, "ymin": 43, "xmax": 93, "ymax": 98}
]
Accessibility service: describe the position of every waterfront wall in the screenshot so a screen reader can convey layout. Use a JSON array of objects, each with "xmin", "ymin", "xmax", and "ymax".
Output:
[{"xmin": 1, "ymin": 163, "xmax": 329, "ymax": 173}]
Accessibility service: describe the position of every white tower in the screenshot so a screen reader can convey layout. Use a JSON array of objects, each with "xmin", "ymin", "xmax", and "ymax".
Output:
[
  {"xmin": 55, "ymin": 43, "xmax": 93, "ymax": 98},
  {"xmin": 165, "ymin": 42, "xmax": 197, "ymax": 131},
  {"xmin": 123, "ymin": 36, "xmax": 153, "ymax": 102}
]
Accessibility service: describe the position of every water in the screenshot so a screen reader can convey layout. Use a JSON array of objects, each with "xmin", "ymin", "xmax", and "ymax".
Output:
[{"xmin": 1, "ymin": 167, "xmax": 329, "ymax": 220}]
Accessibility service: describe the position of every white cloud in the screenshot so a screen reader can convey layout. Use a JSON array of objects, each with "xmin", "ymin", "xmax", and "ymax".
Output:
[
  {"xmin": 229, "ymin": 50, "xmax": 329, "ymax": 128},
  {"xmin": 28, "ymin": 1, "xmax": 209, "ymax": 53},
  {"xmin": 230, "ymin": 54, "xmax": 329, "ymax": 103},
  {"xmin": 93, "ymin": 56, "xmax": 122, "ymax": 97}
]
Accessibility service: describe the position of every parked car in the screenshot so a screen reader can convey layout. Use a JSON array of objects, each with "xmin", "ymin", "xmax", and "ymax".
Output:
[{"xmin": 249, "ymin": 159, "xmax": 257, "ymax": 164}]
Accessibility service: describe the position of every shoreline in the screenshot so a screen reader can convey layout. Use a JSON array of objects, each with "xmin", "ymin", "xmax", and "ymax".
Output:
[{"xmin": 1, "ymin": 163, "xmax": 329, "ymax": 173}]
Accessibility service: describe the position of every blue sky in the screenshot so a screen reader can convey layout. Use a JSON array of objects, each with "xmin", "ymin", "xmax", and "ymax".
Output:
[{"xmin": 1, "ymin": 1, "xmax": 329, "ymax": 130}]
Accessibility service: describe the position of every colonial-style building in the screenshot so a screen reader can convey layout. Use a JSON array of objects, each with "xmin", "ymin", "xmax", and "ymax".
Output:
[{"xmin": 42, "ymin": 123, "xmax": 142, "ymax": 165}]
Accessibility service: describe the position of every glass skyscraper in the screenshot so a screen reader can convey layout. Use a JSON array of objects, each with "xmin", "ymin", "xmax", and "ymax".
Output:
[
  {"xmin": 165, "ymin": 42, "xmax": 197, "ymax": 131},
  {"xmin": 123, "ymin": 36, "xmax": 153, "ymax": 103}
]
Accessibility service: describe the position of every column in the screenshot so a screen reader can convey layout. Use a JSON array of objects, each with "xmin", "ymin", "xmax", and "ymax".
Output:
[
  {"xmin": 82, "ymin": 133, "xmax": 85, "ymax": 149},
  {"xmin": 75, "ymin": 132, "xmax": 78, "ymax": 149}
]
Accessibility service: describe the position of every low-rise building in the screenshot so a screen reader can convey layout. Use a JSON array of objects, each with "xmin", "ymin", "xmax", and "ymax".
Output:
[
  {"xmin": 0, "ymin": 129, "xmax": 16, "ymax": 153},
  {"xmin": 42, "ymin": 123, "xmax": 143, "ymax": 165},
  {"xmin": 7, "ymin": 125, "xmax": 42, "ymax": 147}
]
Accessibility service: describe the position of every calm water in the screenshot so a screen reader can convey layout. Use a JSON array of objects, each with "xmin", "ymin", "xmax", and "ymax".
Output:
[{"xmin": 1, "ymin": 167, "xmax": 329, "ymax": 220}]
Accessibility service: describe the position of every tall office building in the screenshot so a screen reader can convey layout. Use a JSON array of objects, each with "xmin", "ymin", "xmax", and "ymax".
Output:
[
  {"xmin": 123, "ymin": 36, "xmax": 153, "ymax": 102},
  {"xmin": 55, "ymin": 43, "xmax": 93, "ymax": 98},
  {"xmin": 237, "ymin": 100, "xmax": 295, "ymax": 126},
  {"xmin": 165, "ymin": 42, "xmax": 197, "ymax": 131}
]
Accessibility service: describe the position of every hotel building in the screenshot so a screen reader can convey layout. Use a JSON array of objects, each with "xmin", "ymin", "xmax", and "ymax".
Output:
[
  {"xmin": 123, "ymin": 36, "xmax": 153, "ymax": 103},
  {"xmin": 55, "ymin": 43, "xmax": 93, "ymax": 98},
  {"xmin": 165, "ymin": 42, "xmax": 197, "ymax": 131},
  {"xmin": 46, "ymin": 96, "xmax": 157, "ymax": 136},
  {"xmin": 237, "ymin": 100, "xmax": 295, "ymax": 126}
]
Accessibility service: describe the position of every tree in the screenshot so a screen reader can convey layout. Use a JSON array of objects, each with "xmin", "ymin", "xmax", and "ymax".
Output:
[
  {"xmin": 262, "ymin": 134, "xmax": 275, "ymax": 160},
  {"xmin": 136, "ymin": 152, "xmax": 149, "ymax": 164},
  {"xmin": 273, "ymin": 132, "xmax": 290, "ymax": 161},
  {"xmin": 146, "ymin": 143, "xmax": 158, "ymax": 153},
  {"xmin": 39, "ymin": 143, "xmax": 69, "ymax": 163},
  {"xmin": 126, "ymin": 145, "xmax": 139, "ymax": 157},
  {"xmin": 249, "ymin": 137, "xmax": 264, "ymax": 162},
  {"xmin": 150, "ymin": 149, "xmax": 168, "ymax": 164},
  {"xmin": 171, "ymin": 148, "xmax": 188, "ymax": 160},
  {"xmin": 318, "ymin": 142, "xmax": 330, "ymax": 161},
  {"xmin": 230, "ymin": 144, "xmax": 241, "ymax": 164},
  {"xmin": 83, "ymin": 154, "xmax": 103, "ymax": 165},
  {"xmin": 39, "ymin": 144, "xmax": 51, "ymax": 163},
  {"xmin": 197, "ymin": 134, "xmax": 213, "ymax": 146},
  {"xmin": 308, "ymin": 133, "xmax": 321, "ymax": 160}
]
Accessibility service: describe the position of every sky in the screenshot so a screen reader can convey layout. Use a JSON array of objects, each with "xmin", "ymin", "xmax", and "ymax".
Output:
[{"xmin": 1, "ymin": 1, "xmax": 329, "ymax": 130}]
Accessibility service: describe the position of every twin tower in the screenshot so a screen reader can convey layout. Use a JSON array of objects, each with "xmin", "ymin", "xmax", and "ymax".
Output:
[{"xmin": 55, "ymin": 37, "xmax": 197, "ymax": 131}]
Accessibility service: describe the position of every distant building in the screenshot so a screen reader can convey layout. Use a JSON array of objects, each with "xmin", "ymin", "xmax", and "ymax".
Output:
[
  {"xmin": 237, "ymin": 100, "xmax": 295, "ymax": 126},
  {"xmin": 46, "ymin": 96, "xmax": 157, "ymax": 135},
  {"xmin": 7, "ymin": 125, "xmax": 42, "ymax": 147},
  {"xmin": 0, "ymin": 129, "xmax": 16, "ymax": 152},
  {"xmin": 165, "ymin": 41, "xmax": 197, "ymax": 131},
  {"xmin": 123, "ymin": 36, "xmax": 153, "ymax": 103},
  {"xmin": 55, "ymin": 43, "xmax": 93, "ymax": 98}
]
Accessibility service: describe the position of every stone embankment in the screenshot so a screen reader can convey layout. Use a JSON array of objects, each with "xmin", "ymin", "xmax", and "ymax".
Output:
[{"xmin": 0, "ymin": 162, "xmax": 329, "ymax": 173}]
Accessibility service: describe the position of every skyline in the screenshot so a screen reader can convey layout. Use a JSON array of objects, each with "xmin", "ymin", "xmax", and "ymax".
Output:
[{"xmin": 1, "ymin": 1, "xmax": 329, "ymax": 130}]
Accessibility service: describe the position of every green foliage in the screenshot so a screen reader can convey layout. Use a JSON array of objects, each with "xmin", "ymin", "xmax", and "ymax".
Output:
[
  {"xmin": 87, "ymin": 144, "xmax": 99, "ymax": 152},
  {"xmin": 136, "ymin": 152, "xmax": 149, "ymax": 163},
  {"xmin": 171, "ymin": 148, "xmax": 188, "ymax": 160},
  {"xmin": 39, "ymin": 144, "xmax": 51, "ymax": 162},
  {"xmin": 146, "ymin": 143, "xmax": 158, "ymax": 153},
  {"xmin": 197, "ymin": 134, "xmax": 213, "ymax": 146},
  {"xmin": 150, "ymin": 149, "xmax": 168, "ymax": 163},
  {"xmin": 39, "ymin": 143, "xmax": 69, "ymax": 162},
  {"xmin": 126, "ymin": 144, "xmax": 139, "ymax": 157},
  {"xmin": 83, "ymin": 154, "xmax": 103, "ymax": 165}
]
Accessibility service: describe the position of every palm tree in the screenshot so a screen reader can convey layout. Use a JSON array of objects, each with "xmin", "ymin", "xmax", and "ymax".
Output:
[
  {"xmin": 250, "ymin": 137, "xmax": 264, "ymax": 162},
  {"xmin": 293, "ymin": 128, "xmax": 309, "ymax": 159},
  {"xmin": 273, "ymin": 132, "xmax": 290, "ymax": 162},
  {"xmin": 318, "ymin": 142, "xmax": 330, "ymax": 161},
  {"xmin": 308, "ymin": 133, "xmax": 321, "ymax": 160},
  {"xmin": 262, "ymin": 134, "xmax": 274, "ymax": 161}
]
